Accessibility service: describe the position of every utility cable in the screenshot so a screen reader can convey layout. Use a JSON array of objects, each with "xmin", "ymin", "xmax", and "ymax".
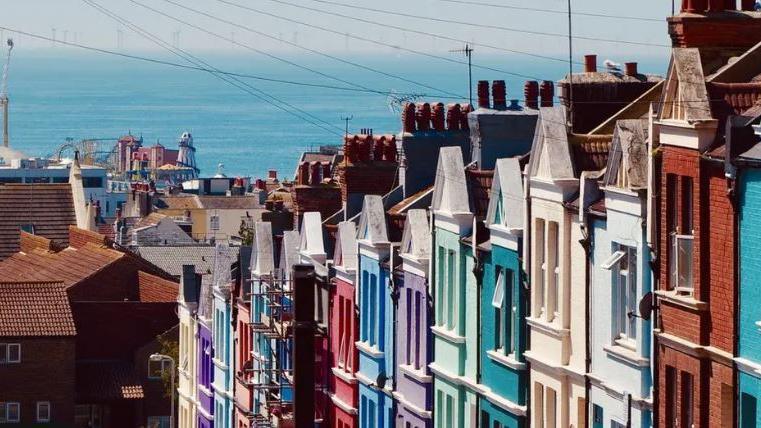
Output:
[
  {"xmin": 0, "ymin": 26, "xmax": 456, "ymax": 99},
  {"xmin": 438, "ymin": 0, "xmax": 664, "ymax": 22},
  {"xmin": 214, "ymin": 0, "xmax": 568, "ymax": 76},
  {"xmin": 296, "ymin": 0, "xmax": 669, "ymax": 48},
  {"xmin": 154, "ymin": 0, "xmax": 464, "ymax": 98},
  {"xmin": 82, "ymin": 0, "xmax": 344, "ymax": 136}
]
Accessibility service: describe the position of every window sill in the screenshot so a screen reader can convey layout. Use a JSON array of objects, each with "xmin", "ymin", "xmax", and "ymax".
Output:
[
  {"xmin": 430, "ymin": 325, "xmax": 466, "ymax": 344},
  {"xmin": 331, "ymin": 367, "xmax": 358, "ymax": 384},
  {"xmin": 525, "ymin": 316, "xmax": 569, "ymax": 338},
  {"xmin": 603, "ymin": 344, "xmax": 650, "ymax": 368},
  {"xmin": 654, "ymin": 290, "xmax": 707, "ymax": 311},
  {"xmin": 399, "ymin": 364, "xmax": 432, "ymax": 383},
  {"xmin": 486, "ymin": 350, "xmax": 527, "ymax": 371},
  {"xmin": 355, "ymin": 340, "xmax": 384, "ymax": 358}
]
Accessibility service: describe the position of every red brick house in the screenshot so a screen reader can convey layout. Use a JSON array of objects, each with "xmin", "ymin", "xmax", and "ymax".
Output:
[
  {"xmin": 655, "ymin": 4, "xmax": 761, "ymax": 427},
  {"xmin": 0, "ymin": 228, "xmax": 179, "ymax": 428},
  {"xmin": 0, "ymin": 281, "xmax": 77, "ymax": 426}
]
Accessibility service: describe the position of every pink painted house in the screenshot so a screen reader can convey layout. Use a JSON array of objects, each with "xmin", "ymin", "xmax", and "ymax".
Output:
[{"xmin": 330, "ymin": 221, "xmax": 360, "ymax": 427}]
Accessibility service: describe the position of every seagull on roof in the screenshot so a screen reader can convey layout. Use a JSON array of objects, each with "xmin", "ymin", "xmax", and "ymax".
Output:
[{"xmin": 604, "ymin": 59, "xmax": 622, "ymax": 73}]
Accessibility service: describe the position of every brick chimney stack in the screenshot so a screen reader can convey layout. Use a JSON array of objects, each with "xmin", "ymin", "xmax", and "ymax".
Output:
[
  {"xmin": 477, "ymin": 80, "xmax": 490, "ymax": 109},
  {"xmin": 540, "ymin": 81, "xmax": 554, "ymax": 107},
  {"xmin": 584, "ymin": 54, "xmax": 597, "ymax": 73},
  {"xmin": 298, "ymin": 161, "xmax": 309, "ymax": 185},
  {"xmin": 268, "ymin": 170, "xmax": 277, "ymax": 180},
  {"xmin": 625, "ymin": 62, "xmax": 638, "ymax": 77},
  {"xmin": 524, "ymin": 81, "xmax": 539, "ymax": 109},
  {"xmin": 492, "ymin": 80, "xmax": 507, "ymax": 110}
]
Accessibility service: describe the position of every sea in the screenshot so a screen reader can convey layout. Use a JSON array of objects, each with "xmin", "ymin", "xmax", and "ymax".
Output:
[{"xmin": 6, "ymin": 50, "xmax": 667, "ymax": 179}]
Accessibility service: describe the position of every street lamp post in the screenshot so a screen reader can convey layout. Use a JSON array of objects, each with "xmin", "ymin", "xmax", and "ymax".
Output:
[{"xmin": 149, "ymin": 353, "xmax": 176, "ymax": 428}]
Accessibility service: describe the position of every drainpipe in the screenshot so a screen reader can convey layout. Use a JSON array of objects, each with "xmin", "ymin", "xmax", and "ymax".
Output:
[
  {"xmin": 579, "ymin": 221, "xmax": 591, "ymax": 428},
  {"xmin": 471, "ymin": 216, "xmax": 484, "ymax": 405},
  {"xmin": 389, "ymin": 243, "xmax": 401, "ymax": 396},
  {"xmin": 521, "ymin": 164, "xmax": 532, "ymax": 425},
  {"xmin": 647, "ymin": 103, "xmax": 660, "ymax": 427},
  {"xmin": 725, "ymin": 116, "xmax": 740, "ymax": 425},
  {"xmin": 428, "ymin": 209, "xmax": 437, "ymax": 424}
]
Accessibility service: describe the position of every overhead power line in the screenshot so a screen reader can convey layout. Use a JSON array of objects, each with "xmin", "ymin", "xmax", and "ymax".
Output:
[
  {"xmin": 81, "ymin": 0, "xmax": 344, "ymax": 136},
  {"xmin": 438, "ymin": 0, "xmax": 664, "ymax": 23},
  {"xmin": 214, "ymin": 0, "xmax": 569, "ymax": 76},
  {"xmin": 0, "ymin": 26, "xmax": 458, "ymax": 99},
  {"xmin": 299, "ymin": 0, "xmax": 669, "ymax": 47},
  {"xmin": 151, "ymin": 0, "xmax": 464, "ymax": 98}
]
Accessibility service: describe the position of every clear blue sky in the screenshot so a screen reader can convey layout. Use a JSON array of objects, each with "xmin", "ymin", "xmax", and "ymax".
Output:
[{"xmin": 2, "ymin": 0, "xmax": 673, "ymax": 59}]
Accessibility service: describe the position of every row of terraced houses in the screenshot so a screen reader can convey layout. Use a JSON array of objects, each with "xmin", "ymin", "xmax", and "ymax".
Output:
[{"xmin": 171, "ymin": 5, "xmax": 761, "ymax": 428}]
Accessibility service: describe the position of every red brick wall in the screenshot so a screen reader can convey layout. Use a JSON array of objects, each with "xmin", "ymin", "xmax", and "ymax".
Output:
[
  {"xmin": 338, "ymin": 163, "xmax": 398, "ymax": 202},
  {"xmin": 658, "ymin": 145, "xmax": 737, "ymax": 427},
  {"xmin": 291, "ymin": 185, "xmax": 342, "ymax": 229},
  {"xmin": 0, "ymin": 337, "xmax": 76, "ymax": 425},
  {"xmin": 657, "ymin": 346, "xmax": 705, "ymax": 428}
]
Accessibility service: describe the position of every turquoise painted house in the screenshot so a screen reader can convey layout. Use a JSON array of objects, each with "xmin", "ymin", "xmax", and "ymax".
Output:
[
  {"xmin": 479, "ymin": 158, "xmax": 528, "ymax": 428},
  {"xmin": 736, "ymin": 121, "xmax": 761, "ymax": 428},
  {"xmin": 428, "ymin": 146, "xmax": 480, "ymax": 428},
  {"xmin": 356, "ymin": 195, "xmax": 395, "ymax": 427}
]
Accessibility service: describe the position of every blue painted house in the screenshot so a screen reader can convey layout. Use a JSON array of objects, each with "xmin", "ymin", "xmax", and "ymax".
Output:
[
  {"xmin": 736, "ymin": 117, "xmax": 761, "ymax": 428},
  {"xmin": 479, "ymin": 158, "xmax": 528, "ymax": 428},
  {"xmin": 356, "ymin": 194, "xmax": 395, "ymax": 427},
  {"xmin": 211, "ymin": 243, "xmax": 236, "ymax": 428},
  {"xmin": 588, "ymin": 120, "xmax": 653, "ymax": 428}
]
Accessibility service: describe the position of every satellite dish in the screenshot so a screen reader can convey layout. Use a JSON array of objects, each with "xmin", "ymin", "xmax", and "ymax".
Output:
[
  {"xmin": 376, "ymin": 373, "xmax": 387, "ymax": 389},
  {"xmin": 638, "ymin": 292, "xmax": 654, "ymax": 321}
]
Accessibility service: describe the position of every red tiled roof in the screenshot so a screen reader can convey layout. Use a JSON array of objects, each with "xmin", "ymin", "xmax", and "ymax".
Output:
[
  {"xmin": 76, "ymin": 361, "xmax": 144, "ymax": 401},
  {"xmin": 0, "ymin": 281, "xmax": 76, "ymax": 337},
  {"xmin": 138, "ymin": 271, "xmax": 179, "ymax": 303},
  {"xmin": 569, "ymin": 134, "xmax": 614, "ymax": 173},
  {"xmin": 0, "ymin": 183, "xmax": 77, "ymax": 261},
  {"xmin": 708, "ymin": 82, "xmax": 761, "ymax": 119},
  {"xmin": 466, "ymin": 169, "xmax": 494, "ymax": 219}
]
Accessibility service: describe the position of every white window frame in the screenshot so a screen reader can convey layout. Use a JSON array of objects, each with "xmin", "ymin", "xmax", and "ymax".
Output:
[
  {"xmin": 548, "ymin": 221, "xmax": 560, "ymax": 322},
  {"xmin": 210, "ymin": 214, "xmax": 220, "ymax": 231},
  {"xmin": 671, "ymin": 233, "xmax": 694, "ymax": 295},
  {"xmin": 534, "ymin": 218, "xmax": 545, "ymax": 318},
  {"xmin": 0, "ymin": 343, "xmax": 20, "ymax": 364},
  {"xmin": 493, "ymin": 269, "xmax": 506, "ymax": 353},
  {"xmin": 36, "ymin": 401, "xmax": 51, "ymax": 423},
  {"xmin": 605, "ymin": 245, "xmax": 638, "ymax": 349},
  {"xmin": 0, "ymin": 402, "xmax": 20, "ymax": 423},
  {"xmin": 337, "ymin": 295, "xmax": 346, "ymax": 369}
]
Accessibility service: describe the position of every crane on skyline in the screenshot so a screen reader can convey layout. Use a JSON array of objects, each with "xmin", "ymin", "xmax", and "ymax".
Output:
[{"xmin": 1, "ymin": 38, "xmax": 14, "ymax": 148}]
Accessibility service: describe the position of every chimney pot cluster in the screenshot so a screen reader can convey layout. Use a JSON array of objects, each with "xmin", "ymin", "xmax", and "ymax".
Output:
[
  {"xmin": 344, "ymin": 133, "xmax": 397, "ymax": 164},
  {"xmin": 255, "ymin": 179, "xmax": 266, "ymax": 190},
  {"xmin": 402, "ymin": 102, "xmax": 469, "ymax": 133},
  {"xmin": 268, "ymin": 169, "xmax": 277, "ymax": 180},
  {"xmin": 540, "ymin": 81, "xmax": 554, "ymax": 107},
  {"xmin": 682, "ymin": 0, "xmax": 754, "ymax": 12},
  {"xmin": 584, "ymin": 54, "xmax": 598, "ymax": 73}
]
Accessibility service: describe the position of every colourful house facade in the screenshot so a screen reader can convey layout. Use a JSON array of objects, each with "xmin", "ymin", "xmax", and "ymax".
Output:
[
  {"xmin": 479, "ymin": 158, "xmax": 528, "ymax": 428},
  {"xmin": 178, "ymin": 265, "xmax": 200, "ymax": 428},
  {"xmin": 356, "ymin": 195, "xmax": 395, "ymax": 427},
  {"xmin": 198, "ymin": 273, "xmax": 215, "ymax": 428},
  {"xmin": 589, "ymin": 121, "xmax": 653, "ymax": 428},
  {"xmin": 211, "ymin": 244, "xmax": 235, "ymax": 428},
  {"xmin": 394, "ymin": 209, "xmax": 433, "ymax": 428},
  {"xmin": 428, "ymin": 147, "xmax": 480, "ymax": 428},
  {"xmin": 330, "ymin": 221, "xmax": 361, "ymax": 427}
]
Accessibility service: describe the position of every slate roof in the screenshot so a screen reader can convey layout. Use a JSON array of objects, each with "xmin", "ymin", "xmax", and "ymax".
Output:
[
  {"xmin": 0, "ymin": 183, "xmax": 77, "ymax": 260},
  {"xmin": 432, "ymin": 146, "xmax": 471, "ymax": 214},
  {"xmin": 76, "ymin": 361, "xmax": 144, "ymax": 401},
  {"xmin": 400, "ymin": 209, "xmax": 430, "ymax": 261},
  {"xmin": 0, "ymin": 281, "xmax": 76, "ymax": 337},
  {"xmin": 487, "ymin": 157, "xmax": 525, "ymax": 231},
  {"xmin": 154, "ymin": 195, "xmax": 201, "ymax": 210},
  {"xmin": 333, "ymin": 221, "xmax": 358, "ymax": 270},
  {"xmin": 135, "ymin": 245, "xmax": 220, "ymax": 277},
  {"xmin": 604, "ymin": 120, "xmax": 649, "ymax": 191},
  {"xmin": 466, "ymin": 168, "xmax": 494, "ymax": 220},
  {"xmin": 357, "ymin": 195, "xmax": 390, "ymax": 245}
]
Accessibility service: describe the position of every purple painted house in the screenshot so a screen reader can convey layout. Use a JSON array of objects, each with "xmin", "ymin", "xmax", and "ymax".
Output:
[
  {"xmin": 197, "ymin": 274, "xmax": 215, "ymax": 428},
  {"xmin": 394, "ymin": 209, "xmax": 433, "ymax": 427}
]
